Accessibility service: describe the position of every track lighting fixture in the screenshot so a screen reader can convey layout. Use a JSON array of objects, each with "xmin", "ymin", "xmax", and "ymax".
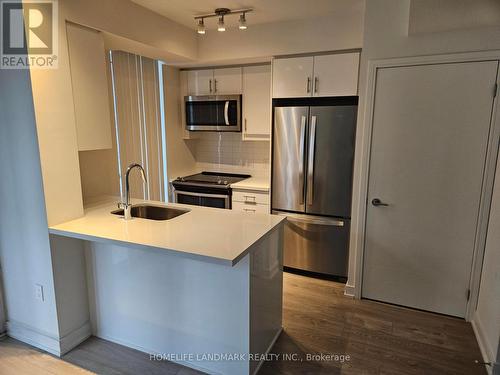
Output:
[{"xmin": 194, "ymin": 8, "xmax": 252, "ymax": 34}]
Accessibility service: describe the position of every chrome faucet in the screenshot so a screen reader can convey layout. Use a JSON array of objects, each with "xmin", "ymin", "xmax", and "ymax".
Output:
[{"xmin": 119, "ymin": 163, "xmax": 147, "ymax": 220}]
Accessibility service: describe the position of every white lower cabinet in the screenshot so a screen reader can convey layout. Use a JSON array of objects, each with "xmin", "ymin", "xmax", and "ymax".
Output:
[{"xmin": 232, "ymin": 189, "xmax": 270, "ymax": 213}]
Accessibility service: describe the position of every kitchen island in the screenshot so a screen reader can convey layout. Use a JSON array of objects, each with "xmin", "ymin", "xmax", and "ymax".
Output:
[{"xmin": 49, "ymin": 199, "xmax": 285, "ymax": 375}]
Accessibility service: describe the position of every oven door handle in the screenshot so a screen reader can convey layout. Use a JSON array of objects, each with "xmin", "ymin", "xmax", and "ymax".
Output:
[
  {"xmin": 175, "ymin": 190, "xmax": 229, "ymax": 199},
  {"xmin": 224, "ymin": 101, "xmax": 230, "ymax": 125}
]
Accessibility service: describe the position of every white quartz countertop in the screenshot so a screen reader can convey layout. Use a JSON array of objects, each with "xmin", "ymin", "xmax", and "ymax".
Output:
[
  {"xmin": 231, "ymin": 176, "xmax": 270, "ymax": 192},
  {"xmin": 48, "ymin": 199, "xmax": 284, "ymax": 266}
]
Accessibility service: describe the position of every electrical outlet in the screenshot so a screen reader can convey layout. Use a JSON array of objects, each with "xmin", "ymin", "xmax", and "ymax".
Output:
[{"xmin": 35, "ymin": 284, "xmax": 44, "ymax": 302}]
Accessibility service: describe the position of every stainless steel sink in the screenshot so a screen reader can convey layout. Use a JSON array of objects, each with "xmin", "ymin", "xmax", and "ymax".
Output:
[{"xmin": 111, "ymin": 204, "xmax": 189, "ymax": 221}]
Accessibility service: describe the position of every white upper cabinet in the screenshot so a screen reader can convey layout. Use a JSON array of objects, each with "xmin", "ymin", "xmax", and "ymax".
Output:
[
  {"xmin": 242, "ymin": 65, "xmax": 271, "ymax": 140},
  {"xmin": 66, "ymin": 23, "xmax": 112, "ymax": 151},
  {"xmin": 272, "ymin": 52, "xmax": 360, "ymax": 98},
  {"xmin": 272, "ymin": 56, "xmax": 314, "ymax": 98},
  {"xmin": 312, "ymin": 52, "xmax": 359, "ymax": 97},
  {"xmin": 187, "ymin": 69, "xmax": 213, "ymax": 95},
  {"xmin": 186, "ymin": 67, "xmax": 242, "ymax": 95},
  {"xmin": 213, "ymin": 67, "xmax": 242, "ymax": 94}
]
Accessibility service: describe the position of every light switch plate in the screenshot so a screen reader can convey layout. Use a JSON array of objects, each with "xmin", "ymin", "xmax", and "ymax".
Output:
[{"xmin": 35, "ymin": 284, "xmax": 44, "ymax": 302}]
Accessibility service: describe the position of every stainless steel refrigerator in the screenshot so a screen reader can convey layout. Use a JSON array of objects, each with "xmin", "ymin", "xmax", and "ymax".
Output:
[{"xmin": 271, "ymin": 99, "xmax": 357, "ymax": 278}]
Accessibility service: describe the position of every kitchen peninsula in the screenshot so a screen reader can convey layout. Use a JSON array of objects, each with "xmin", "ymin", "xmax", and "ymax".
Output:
[{"xmin": 49, "ymin": 199, "xmax": 285, "ymax": 375}]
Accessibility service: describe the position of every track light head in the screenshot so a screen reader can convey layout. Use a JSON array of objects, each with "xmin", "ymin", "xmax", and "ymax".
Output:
[
  {"xmin": 197, "ymin": 18, "xmax": 206, "ymax": 34},
  {"xmin": 238, "ymin": 13, "xmax": 247, "ymax": 30},
  {"xmin": 217, "ymin": 16, "xmax": 226, "ymax": 32}
]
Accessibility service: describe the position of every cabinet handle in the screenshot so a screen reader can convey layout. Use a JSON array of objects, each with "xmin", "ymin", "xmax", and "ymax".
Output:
[
  {"xmin": 314, "ymin": 77, "xmax": 319, "ymax": 93},
  {"xmin": 243, "ymin": 208, "xmax": 256, "ymax": 213},
  {"xmin": 245, "ymin": 118, "xmax": 247, "ymax": 132},
  {"xmin": 306, "ymin": 77, "xmax": 311, "ymax": 93},
  {"xmin": 244, "ymin": 195, "xmax": 256, "ymax": 204},
  {"xmin": 209, "ymin": 79, "xmax": 212, "ymax": 93},
  {"xmin": 214, "ymin": 79, "xmax": 217, "ymax": 93}
]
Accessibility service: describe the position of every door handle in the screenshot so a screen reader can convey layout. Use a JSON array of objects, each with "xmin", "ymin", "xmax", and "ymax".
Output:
[
  {"xmin": 298, "ymin": 115, "xmax": 307, "ymax": 205},
  {"xmin": 307, "ymin": 115, "xmax": 317, "ymax": 205},
  {"xmin": 371, "ymin": 198, "xmax": 389, "ymax": 207},
  {"xmin": 224, "ymin": 101, "xmax": 229, "ymax": 125}
]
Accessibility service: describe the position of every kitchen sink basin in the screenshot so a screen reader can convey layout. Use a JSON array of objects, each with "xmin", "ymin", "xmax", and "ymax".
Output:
[{"xmin": 111, "ymin": 204, "xmax": 189, "ymax": 221}]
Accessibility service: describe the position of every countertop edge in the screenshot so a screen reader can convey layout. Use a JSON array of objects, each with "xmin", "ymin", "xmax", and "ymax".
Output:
[{"xmin": 48, "ymin": 227, "xmax": 235, "ymax": 267}]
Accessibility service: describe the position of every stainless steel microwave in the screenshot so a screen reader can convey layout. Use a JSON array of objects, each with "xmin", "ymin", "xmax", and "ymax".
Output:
[{"xmin": 185, "ymin": 95, "xmax": 241, "ymax": 132}]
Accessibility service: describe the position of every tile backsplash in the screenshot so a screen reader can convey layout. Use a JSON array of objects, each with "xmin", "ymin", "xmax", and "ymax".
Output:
[{"xmin": 193, "ymin": 133, "xmax": 270, "ymax": 178}]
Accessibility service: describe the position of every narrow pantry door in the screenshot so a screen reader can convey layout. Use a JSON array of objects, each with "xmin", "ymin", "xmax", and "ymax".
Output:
[{"xmin": 362, "ymin": 61, "xmax": 498, "ymax": 317}]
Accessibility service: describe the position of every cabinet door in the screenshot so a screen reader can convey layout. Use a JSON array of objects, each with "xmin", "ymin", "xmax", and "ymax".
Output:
[
  {"xmin": 242, "ymin": 65, "xmax": 271, "ymax": 140},
  {"xmin": 213, "ymin": 67, "xmax": 242, "ymax": 94},
  {"xmin": 187, "ymin": 69, "xmax": 213, "ymax": 95},
  {"xmin": 66, "ymin": 23, "xmax": 112, "ymax": 151},
  {"xmin": 272, "ymin": 56, "xmax": 313, "ymax": 98},
  {"xmin": 312, "ymin": 53, "xmax": 359, "ymax": 97}
]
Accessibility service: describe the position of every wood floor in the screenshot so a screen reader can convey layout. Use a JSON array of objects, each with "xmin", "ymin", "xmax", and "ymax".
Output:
[{"xmin": 0, "ymin": 272, "xmax": 486, "ymax": 375}]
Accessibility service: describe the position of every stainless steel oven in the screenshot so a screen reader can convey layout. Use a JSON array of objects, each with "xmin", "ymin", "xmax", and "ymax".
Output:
[
  {"xmin": 172, "ymin": 172, "xmax": 251, "ymax": 209},
  {"xmin": 185, "ymin": 95, "xmax": 242, "ymax": 132}
]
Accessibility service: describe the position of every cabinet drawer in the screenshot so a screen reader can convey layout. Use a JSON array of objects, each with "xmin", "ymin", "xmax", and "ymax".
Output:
[
  {"xmin": 232, "ymin": 201, "xmax": 269, "ymax": 214},
  {"xmin": 233, "ymin": 190, "xmax": 270, "ymax": 205}
]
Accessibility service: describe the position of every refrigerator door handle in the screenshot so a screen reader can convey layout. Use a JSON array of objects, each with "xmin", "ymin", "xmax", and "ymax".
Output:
[
  {"xmin": 299, "ymin": 115, "xmax": 307, "ymax": 205},
  {"xmin": 307, "ymin": 115, "xmax": 317, "ymax": 205},
  {"xmin": 272, "ymin": 210, "xmax": 344, "ymax": 227},
  {"xmin": 224, "ymin": 101, "xmax": 230, "ymax": 125}
]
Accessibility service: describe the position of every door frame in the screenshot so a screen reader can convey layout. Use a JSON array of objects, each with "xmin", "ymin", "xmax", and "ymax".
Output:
[{"xmin": 349, "ymin": 50, "xmax": 500, "ymax": 321}]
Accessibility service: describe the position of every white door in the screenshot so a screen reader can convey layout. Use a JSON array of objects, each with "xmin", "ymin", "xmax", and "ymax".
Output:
[
  {"xmin": 272, "ymin": 56, "xmax": 314, "ymax": 98},
  {"xmin": 213, "ymin": 67, "xmax": 242, "ymax": 94},
  {"xmin": 187, "ymin": 69, "xmax": 213, "ymax": 95},
  {"xmin": 362, "ymin": 61, "xmax": 498, "ymax": 317},
  {"xmin": 242, "ymin": 64, "xmax": 271, "ymax": 139},
  {"xmin": 312, "ymin": 53, "xmax": 359, "ymax": 97}
]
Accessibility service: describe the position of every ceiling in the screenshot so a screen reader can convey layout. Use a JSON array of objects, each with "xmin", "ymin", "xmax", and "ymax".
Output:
[{"xmin": 131, "ymin": 0, "xmax": 364, "ymax": 30}]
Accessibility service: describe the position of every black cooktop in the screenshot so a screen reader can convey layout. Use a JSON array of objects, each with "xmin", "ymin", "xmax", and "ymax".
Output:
[{"xmin": 175, "ymin": 171, "xmax": 251, "ymax": 186}]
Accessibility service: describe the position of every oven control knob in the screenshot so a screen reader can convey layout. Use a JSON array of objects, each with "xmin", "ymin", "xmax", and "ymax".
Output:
[{"xmin": 223, "ymin": 180, "xmax": 228, "ymax": 185}]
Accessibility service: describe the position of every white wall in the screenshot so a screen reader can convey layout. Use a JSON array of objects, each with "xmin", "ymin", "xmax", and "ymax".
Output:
[
  {"xmin": 0, "ymin": 68, "xmax": 60, "ymax": 348},
  {"xmin": 473, "ymin": 147, "xmax": 500, "ymax": 372},
  {"xmin": 196, "ymin": 10, "xmax": 364, "ymax": 64},
  {"xmin": 409, "ymin": 0, "xmax": 500, "ymax": 35}
]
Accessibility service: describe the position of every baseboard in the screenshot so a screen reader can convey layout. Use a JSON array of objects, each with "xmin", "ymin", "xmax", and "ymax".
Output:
[
  {"xmin": 6, "ymin": 320, "xmax": 61, "ymax": 356},
  {"xmin": 472, "ymin": 314, "xmax": 494, "ymax": 375},
  {"xmin": 59, "ymin": 321, "xmax": 92, "ymax": 355},
  {"xmin": 344, "ymin": 283, "xmax": 356, "ymax": 297},
  {"xmin": 251, "ymin": 327, "xmax": 283, "ymax": 375},
  {"xmin": 6, "ymin": 319, "xmax": 91, "ymax": 357}
]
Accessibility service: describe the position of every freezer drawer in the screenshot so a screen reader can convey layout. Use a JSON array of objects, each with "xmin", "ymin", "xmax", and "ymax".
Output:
[{"xmin": 274, "ymin": 211, "xmax": 350, "ymax": 277}]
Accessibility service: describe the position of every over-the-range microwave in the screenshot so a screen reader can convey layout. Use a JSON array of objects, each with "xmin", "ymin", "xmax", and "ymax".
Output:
[{"xmin": 185, "ymin": 94, "xmax": 241, "ymax": 132}]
